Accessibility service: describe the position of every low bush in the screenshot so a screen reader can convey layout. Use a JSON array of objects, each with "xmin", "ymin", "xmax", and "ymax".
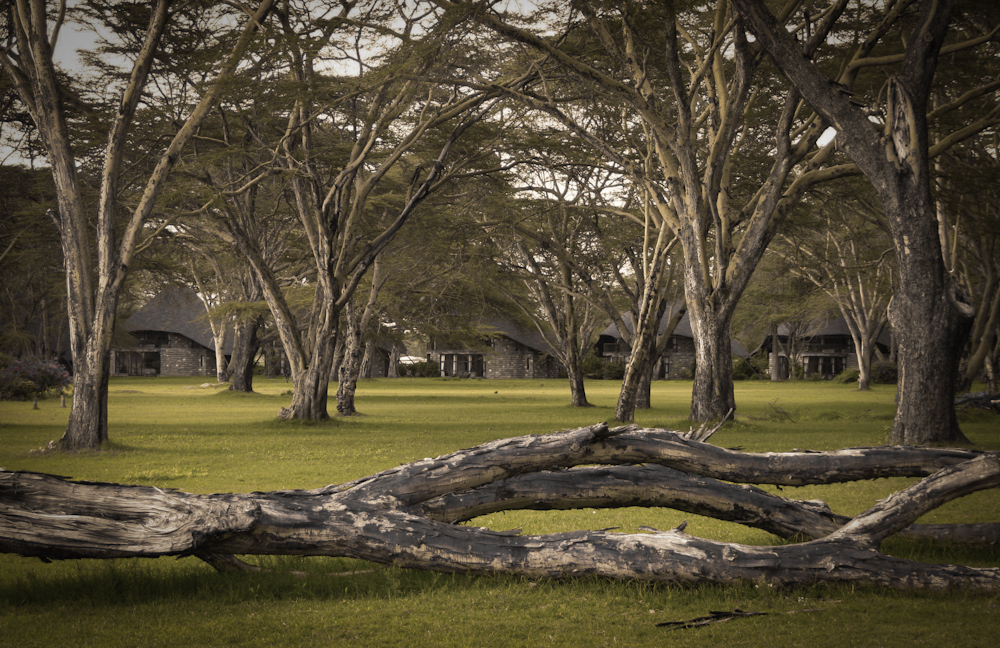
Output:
[
  {"xmin": 0, "ymin": 355, "xmax": 71, "ymax": 401},
  {"xmin": 834, "ymin": 369, "xmax": 861, "ymax": 384},
  {"xmin": 402, "ymin": 360, "xmax": 438, "ymax": 377},
  {"xmin": 602, "ymin": 360, "xmax": 626, "ymax": 380},
  {"xmin": 733, "ymin": 355, "xmax": 766, "ymax": 380},
  {"xmin": 871, "ymin": 360, "xmax": 898, "ymax": 384}
]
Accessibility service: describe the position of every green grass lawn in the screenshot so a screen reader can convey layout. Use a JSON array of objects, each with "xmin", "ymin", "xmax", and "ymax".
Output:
[{"xmin": 1, "ymin": 377, "xmax": 998, "ymax": 647}]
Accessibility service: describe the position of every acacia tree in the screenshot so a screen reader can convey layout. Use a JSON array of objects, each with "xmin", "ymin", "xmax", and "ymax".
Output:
[
  {"xmin": 211, "ymin": 4, "xmax": 520, "ymax": 420},
  {"xmin": 443, "ymin": 0, "xmax": 859, "ymax": 423},
  {"xmin": 935, "ymin": 137, "xmax": 1000, "ymax": 392},
  {"xmin": 777, "ymin": 186, "xmax": 895, "ymax": 390},
  {"xmin": 0, "ymin": 0, "xmax": 276, "ymax": 448},
  {"xmin": 483, "ymin": 148, "xmax": 623, "ymax": 407},
  {"xmin": 732, "ymin": 0, "xmax": 1000, "ymax": 444}
]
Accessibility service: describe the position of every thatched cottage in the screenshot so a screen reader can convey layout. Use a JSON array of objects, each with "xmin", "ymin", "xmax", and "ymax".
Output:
[
  {"xmin": 427, "ymin": 319, "xmax": 561, "ymax": 379},
  {"xmin": 766, "ymin": 316, "xmax": 891, "ymax": 379},
  {"xmin": 114, "ymin": 287, "xmax": 232, "ymax": 377}
]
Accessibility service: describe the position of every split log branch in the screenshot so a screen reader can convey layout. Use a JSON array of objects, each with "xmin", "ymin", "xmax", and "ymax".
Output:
[{"xmin": 1, "ymin": 425, "xmax": 997, "ymax": 591}]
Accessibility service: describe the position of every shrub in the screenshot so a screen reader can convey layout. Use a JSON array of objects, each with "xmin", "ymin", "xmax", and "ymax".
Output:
[
  {"xmin": 602, "ymin": 361, "xmax": 626, "ymax": 380},
  {"xmin": 733, "ymin": 355, "xmax": 766, "ymax": 380},
  {"xmin": 0, "ymin": 355, "xmax": 72, "ymax": 401},
  {"xmin": 581, "ymin": 352, "xmax": 605, "ymax": 379},
  {"xmin": 402, "ymin": 360, "xmax": 438, "ymax": 377},
  {"xmin": 834, "ymin": 369, "xmax": 861, "ymax": 384},
  {"xmin": 871, "ymin": 361, "xmax": 898, "ymax": 384}
]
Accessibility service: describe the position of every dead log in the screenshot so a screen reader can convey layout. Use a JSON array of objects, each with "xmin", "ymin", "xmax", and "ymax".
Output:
[
  {"xmin": 1, "ymin": 424, "xmax": 998, "ymax": 591},
  {"xmin": 415, "ymin": 464, "xmax": 1000, "ymax": 545}
]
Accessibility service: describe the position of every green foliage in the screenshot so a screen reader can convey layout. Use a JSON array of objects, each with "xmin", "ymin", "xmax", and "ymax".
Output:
[
  {"xmin": 733, "ymin": 355, "xmax": 766, "ymax": 380},
  {"xmin": 872, "ymin": 361, "xmax": 899, "ymax": 385},
  {"xmin": 582, "ymin": 351, "xmax": 605, "ymax": 378},
  {"xmin": 0, "ymin": 354, "xmax": 71, "ymax": 400},
  {"xmin": 402, "ymin": 360, "xmax": 438, "ymax": 377},
  {"xmin": 601, "ymin": 360, "xmax": 626, "ymax": 380},
  {"xmin": 835, "ymin": 369, "xmax": 861, "ymax": 384}
]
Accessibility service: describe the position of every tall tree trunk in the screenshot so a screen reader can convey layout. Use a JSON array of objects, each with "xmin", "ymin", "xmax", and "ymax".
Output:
[
  {"xmin": 336, "ymin": 303, "xmax": 363, "ymax": 416},
  {"xmin": 636, "ymin": 368, "xmax": 653, "ymax": 410},
  {"xmin": 228, "ymin": 317, "xmax": 259, "ymax": 393},
  {"xmin": 856, "ymin": 336, "xmax": 873, "ymax": 392},
  {"xmin": 986, "ymin": 336, "xmax": 998, "ymax": 392},
  {"xmin": 279, "ymin": 297, "xmax": 338, "ymax": 421},
  {"xmin": 62, "ymin": 345, "xmax": 110, "ymax": 449},
  {"xmin": 616, "ymin": 336, "xmax": 651, "ymax": 423},
  {"xmin": 359, "ymin": 339, "xmax": 375, "ymax": 379},
  {"xmin": 636, "ymin": 304, "xmax": 666, "ymax": 411},
  {"xmin": 281, "ymin": 354, "xmax": 335, "ymax": 420},
  {"xmin": 886, "ymin": 191, "xmax": 972, "ymax": 444},
  {"xmin": 732, "ymin": 0, "xmax": 977, "ymax": 445},
  {"xmin": 770, "ymin": 322, "xmax": 783, "ymax": 381},
  {"xmin": 688, "ymin": 305, "xmax": 736, "ymax": 422},
  {"xmin": 615, "ymin": 234, "xmax": 674, "ymax": 422},
  {"xmin": 387, "ymin": 345, "xmax": 401, "ymax": 379},
  {"xmin": 565, "ymin": 356, "xmax": 590, "ymax": 408}
]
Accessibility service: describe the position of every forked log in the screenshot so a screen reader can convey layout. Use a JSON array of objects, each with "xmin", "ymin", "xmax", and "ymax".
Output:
[{"xmin": 1, "ymin": 424, "xmax": 998, "ymax": 591}]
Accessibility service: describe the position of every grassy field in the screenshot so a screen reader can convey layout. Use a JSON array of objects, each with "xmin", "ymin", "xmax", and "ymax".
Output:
[{"xmin": 1, "ymin": 377, "xmax": 998, "ymax": 647}]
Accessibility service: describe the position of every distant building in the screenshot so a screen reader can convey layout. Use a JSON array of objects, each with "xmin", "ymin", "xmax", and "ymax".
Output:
[
  {"xmin": 596, "ymin": 309, "xmax": 749, "ymax": 379},
  {"xmin": 766, "ymin": 317, "xmax": 891, "ymax": 379},
  {"xmin": 427, "ymin": 319, "xmax": 561, "ymax": 379},
  {"xmin": 113, "ymin": 287, "xmax": 232, "ymax": 377}
]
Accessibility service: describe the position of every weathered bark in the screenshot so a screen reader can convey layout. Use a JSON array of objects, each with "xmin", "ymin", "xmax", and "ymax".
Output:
[
  {"xmin": 885, "ymin": 191, "xmax": 973, "ymax": 444},
  {"xmin": 770, "ymin": 323, "xmax": 784, "ymax": 381},
  {"xmin": 615, "ymin": 233, "xmax": 676, "ymax": 421},
  {"xmin": 1, "ymin": 0, "xmax": 276, "ymax": 449},
  {"xmin": 2, "ymin": 424, "xmax": 997, "ymax": 591},
  {"xmin": 688, "ymin": 303, "xmax": 737, "ymax": 422},
  {"xmin": 625, "ymin": 285, "xmax": 683, "ymax": 413},
  {"xmin": 387, "ymin": 345, "xmax": 401, "ymax": 379},
  {"xmin": 566, "ymin": 359, "xmax": 590, "ymax": 408},
  {"xmin": 988, "ymin": 339, "xmax": 999, "ymax": 393},
  {"xmin": 61, "ymin": 345, "xmax": 111, "ymax": 448},
  {"xmin": 336, "ymin": 302, "xmax": 363, "ymax": 416},
  {"xmin": 228, "ymin": 316, "xmax": 260, "ymax": 393},
  {"xmin": 732, "ymin": 0, "xmax": 981, "ymax": 445}
]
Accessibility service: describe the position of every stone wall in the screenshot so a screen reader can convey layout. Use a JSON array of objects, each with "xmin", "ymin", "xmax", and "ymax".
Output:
[
  {"xmin": 428, "ymin": 335, "xmax": 561, "ymax": 379},
  {"xmin": 660, "ymin": 336, "xmax": 697, "ymax": 379},
  {"xmin": 484, "ymin": 336, "xmax": 561, "ymax": 379},
  {"xmin": 113, "ymin": 332, "xmax": 217, "ymax": 377}
]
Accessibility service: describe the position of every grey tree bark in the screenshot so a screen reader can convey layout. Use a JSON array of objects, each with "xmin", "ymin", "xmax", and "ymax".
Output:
[
  {"xmin": 731, "ymin": 0, "xmax": 990, "ymax": 445},
  {"xmin": 0, "ymin": 0, "xmax": 276, "ymax": 448},
  {"xmin": 2, "ymin": 424, "xmax": 997, "ymax": 592},
  {"xmin": 228, "ymin": 315, "xmax": 260, "ymax": 393}
]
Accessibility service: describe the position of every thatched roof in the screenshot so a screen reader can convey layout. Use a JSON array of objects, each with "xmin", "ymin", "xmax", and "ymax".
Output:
[
  {"xmin": 479, "ymin": 318, "xmax": 556, "ymax": 355},
  {"xmin": 599, "ymin": 306, "xmax": 749, "ymax": 358},
  {"xmin": 777, "ymin": 316, "xmax": 892, "ymax": 347}
]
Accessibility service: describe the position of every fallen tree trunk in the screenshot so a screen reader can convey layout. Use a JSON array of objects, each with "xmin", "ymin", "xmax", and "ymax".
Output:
[{"xmin": 2, "ymin": 424, "xmax": 998, "ymax": 591}]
